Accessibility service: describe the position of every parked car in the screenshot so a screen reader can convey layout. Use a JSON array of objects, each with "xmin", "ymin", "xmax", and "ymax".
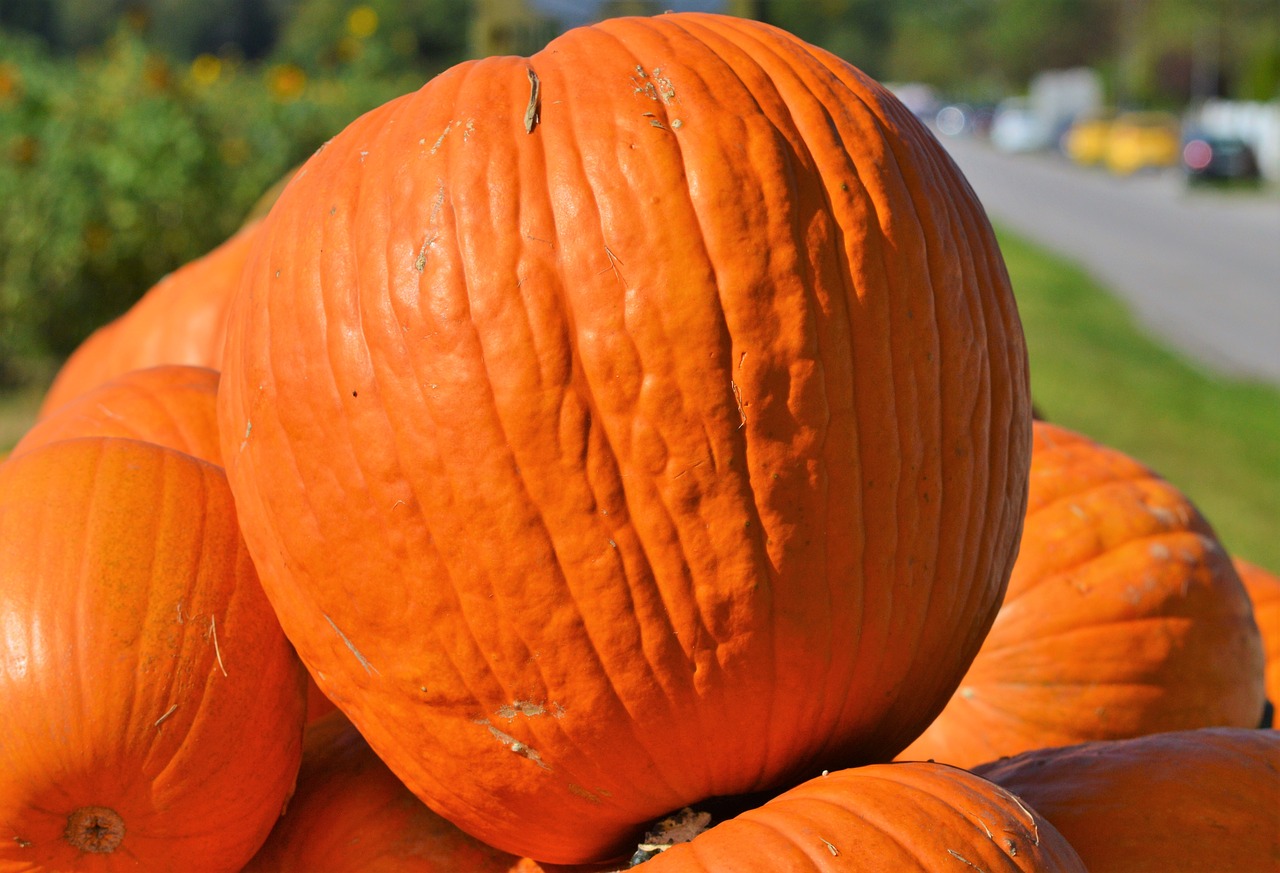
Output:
[
  {"xmin": 1062, "ymin": 109, "xmax": 1115, "ymax": 166},
  {"xmin": 1104, "ymin": 111, "xmax": 1181, "ymax": 175},
  {"xmin": 990, "ymin": 97, "xmax": 1053, "ymax": 153},
  {"xmin": 1181, "ymin": 134, "xmax": 1261, "ymax": 184}
]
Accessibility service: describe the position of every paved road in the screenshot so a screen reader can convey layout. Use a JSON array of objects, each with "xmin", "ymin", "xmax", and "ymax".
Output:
[{"xmin": 935, "ymin": 133, "xmax": 1280, "ymax": 384}]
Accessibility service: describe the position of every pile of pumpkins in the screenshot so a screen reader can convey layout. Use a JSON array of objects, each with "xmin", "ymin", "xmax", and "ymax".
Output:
[{"xmin": 1, "ymin": 13, "xmax": 1275, "ymax": 872}]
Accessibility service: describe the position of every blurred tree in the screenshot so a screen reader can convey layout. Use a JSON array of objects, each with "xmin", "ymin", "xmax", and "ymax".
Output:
[{"xmin": 762, "ymin": 0, "xmax": 891, "ymax": 76}]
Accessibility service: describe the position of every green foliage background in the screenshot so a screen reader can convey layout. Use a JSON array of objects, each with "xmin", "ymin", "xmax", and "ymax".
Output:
[{"xmin": 0, "ymin": 0, "xmax": 468, "ymax": 386}]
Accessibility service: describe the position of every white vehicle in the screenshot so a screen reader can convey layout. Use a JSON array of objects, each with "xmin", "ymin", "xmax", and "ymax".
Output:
[{"xmin": 990, "ymin": 97, "xmax": 1054, "ymax": 153}]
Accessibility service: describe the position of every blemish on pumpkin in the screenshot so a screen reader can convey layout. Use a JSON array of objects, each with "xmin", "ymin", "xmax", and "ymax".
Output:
[
  {"xmin": 496, "ymin": 700, "xmax": 564, "ymax": 720},
  {"xmin": 959, "ymin": 686, "xmax": 976, "ymax": 699},
  {"xmin": 731, "ymin": 380, "xmax": 747, "ymax": 428},
  {"xmin": 12, "ymin": 836, "xmax": 32, "ymax": 849},
  {"xmin": 154, "ymin": 704, "xmax": 178, "ymax": 730},
  {"xmin": 207, "ymin": 616, "xmax": 227, "ymax": 677},
  {"xmin": 324, "ymin": 613, "xmax": 379, "ymax": 675},
  {"xmin": 820, "ymin": 838, "xmax": 839, "ymax": 857},
  {"xmin": 1069, "ymin": 503, "xmax": 1087, "ymax": 519},
  {"xmin": 484, "ymin": 723, "xmax": 551, "ymax": 770},
  {"xmin": 429, "ymin": 122, "xmax": 452, "ymax": 155},
  {"xmin": 567, "ymin": 784, "xmax": 601, "ymax": 803},
  {"xmin": 946, "ymin": 849, "xmax": 982, "ymax": 869},
  {"xmin": 1149, "ymin": 543, "xmax": 1172, "ymax": 561},
  {"xmin": 524, "ymin": 68, "xmax": 541, "ymax": 134}
]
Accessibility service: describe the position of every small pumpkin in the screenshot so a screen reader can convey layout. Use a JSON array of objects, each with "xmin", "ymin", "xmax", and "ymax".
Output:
[
  {"xmin": 217, "ymin": 12, "xmax": 1031, "ymax": 863},
  {"xmin": 973, "ymin": 727, "xmax": 1280, "ymax": 872},
  {"xmin": 242, "ymin": 711, "xmax": 524, "ymax": 872},
  {"xmin": 0, "ymin": 437, "xmax": 307, "ymax": 871},
  {"xmin": 898, "ymin": 421, "xmax": 1266, "ymax": 767},
  {"xmin": 39, "ymin": 220, "xmax": 261, "ymax": 417},
  {"xmin": 13, "ymin": 365, "xmax": 222, "ymax": 465},
  {"xmin": 1235, "ymin": 557, "xmax": 1280, "ymax": 715}
]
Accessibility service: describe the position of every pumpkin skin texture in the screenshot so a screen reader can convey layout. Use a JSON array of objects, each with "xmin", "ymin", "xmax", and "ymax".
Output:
[
  {"xmin": 898, "ymin": 421, "xmax": 1266, "ymax": 768},
  {"xmin": 13, "ymin": 365, "xmax": 222, "ymax": 465},
  {"xmin": 1235, "ymin": 558, "xmax": 1280, "ymax": 714},
  {"xmin": 242, "ymin": 711, "xmax": 524, "ymax": 872},
  {"xmin": 973, "ymin": 728, "xmax": 1280, "ymax": 872},
  {"xmin": 38, "ymin": 220, "xmax": 260, "ymax": 417},
  {"xmin": 0, "ymin": 438, "xmax": 307, "ymax": 872},
  {"xmin": 526, "ymin": 763, "xmax": 1085, "ymax": 873},
  {"xmin": 217, "ymin": 12, "xmax": 1031, "ymax": 863}
]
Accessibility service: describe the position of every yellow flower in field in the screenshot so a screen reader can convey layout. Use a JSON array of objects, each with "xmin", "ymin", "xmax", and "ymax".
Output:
[
  {"xmin": 268, "ymin": 63, "xmax": 307, "ymax": 101},
  {"xmin": 190, "ymin": 54, "xmax": 222, "ymax": 86},
  {"xmin": 347, "ymin": 5, "xmax": 379, "ymax": 39}
]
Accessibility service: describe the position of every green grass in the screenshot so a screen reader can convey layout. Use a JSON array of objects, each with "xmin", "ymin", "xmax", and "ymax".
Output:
[
  {"xmin": 2, "ymin": 227, "xmax": 1276, "ymax": 572},
  {"xmin": 998, "ymin": 224, "xmax": 1280, "ymax": 571}
]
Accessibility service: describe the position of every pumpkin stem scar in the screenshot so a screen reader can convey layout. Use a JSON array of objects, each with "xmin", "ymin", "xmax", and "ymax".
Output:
[
  {"xmin": 324, "ymin": 613, "xmax": 380, "ymax": 675},
  {"xmin": 524, "ymin": 68, "xmax": 541, "ymax": 134}
]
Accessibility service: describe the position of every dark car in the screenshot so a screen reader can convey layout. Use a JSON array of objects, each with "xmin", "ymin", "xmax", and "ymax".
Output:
[{"xmin": 1181, "ymin": 134, "xmax": 1261, "ymax": 184}]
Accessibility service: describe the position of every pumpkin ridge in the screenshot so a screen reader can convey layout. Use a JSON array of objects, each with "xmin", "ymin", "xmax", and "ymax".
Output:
[{"xmin": 671, "ymin": 14, "xmax": 909, "ymax": 771}]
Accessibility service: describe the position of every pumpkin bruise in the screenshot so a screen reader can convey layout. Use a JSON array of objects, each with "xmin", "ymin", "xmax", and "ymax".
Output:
[
  {"xmin": 899, "ymin": 421, "xmax": 1267, "ymax": 768},
  {"xmin": 218, "ymin": 13, "xmax": 1031, "ymax": 863},
  {"xmin": 13, "ymin": 365, "xmax": 222, "ymax": 466},
  {"xmin": 974, "ymin": 728, "xmax": 1280, "ymax": 872},
  {"xmin": 0, "ymin": 438, "xmax": 306, "ymax": 872},
  {"xmin": 632, "ymin": 763, "xmax": 1086, "ymax": 873},
  {"xmin": 39, "ymin": 219, "xmax": 261, "ymax": 418}
]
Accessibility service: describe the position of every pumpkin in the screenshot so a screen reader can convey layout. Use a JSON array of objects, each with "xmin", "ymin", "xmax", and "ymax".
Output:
[
  {"xmin": 217, "ymin": 12, "xmax": 1031, "ymax": 863},
  {"xmin": 0, "ymin": 437, "xmax": 307, "ymax": 871},
  {"xmin": 13, "ymin": 364, "xmax": 342, "ymax": 724},
  {"xmin": 1235, "ymin": 558, "xmax": 1280, "ymax": 715},
  {"xmin": 13, "ymin": 365, "xmax": 222, "ymax": 465},
  {"xmin": 242, "ymin": 711, "xmax": 524, "ymax": 872},
  {"xmin": 38, "ymin": 219, "xmax": 260, "ymax": 417},
  {"xmin": 898, "ymin": 421, "xmax": 1266, "ymax": 767},
  {"xmin": 973, "ymin": 727, "xmax": 1280, "ymax": 872},
  {"xmin": 525, "ymin": 763, "xmax": 1085, "ymax": 872}
]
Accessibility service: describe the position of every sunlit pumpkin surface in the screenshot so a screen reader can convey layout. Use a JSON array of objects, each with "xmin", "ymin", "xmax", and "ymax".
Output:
[{"xmin": 218, "ymin": 12, "xmax": 1031, "ymax": 863}]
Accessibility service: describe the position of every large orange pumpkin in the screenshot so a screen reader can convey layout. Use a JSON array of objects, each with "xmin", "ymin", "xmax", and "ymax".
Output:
[
  {"xmin": 0, "ymin": 438, "xmax": 307, "ymax": 871},
  {"xmin": 527, "ymin": 763, "xmax": 1085, "ymax": 872},
  {"xmin": 14, "ymin": 365, "xmax": 222, "ymax": 465},
  {"xmin": 242, "ymin": 711, "xmax": 524, "ymax": 872},
  {"xmin": 217, "ymin": 12, "xmax": 1031, "ymax": 863},
  {"xmin": 38, "ymin": 220, "xmax": 260, "ymax": 417},
  {"xmin": 973, "ymin": 728, "xmax": 1280, "ymax": 872},
  {"xmin": 898, "ymin": 421, "xmax": 1266, "ymax": 767},
  {"xmin": 1235, "ymin": 558, "xmax": 1280, "ymax": 716}
]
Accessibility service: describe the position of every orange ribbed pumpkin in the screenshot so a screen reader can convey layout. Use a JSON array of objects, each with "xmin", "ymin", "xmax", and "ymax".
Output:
[
  {"xmin": 527, "ymin": 764, "xmax": 1085, "ymax": 873},
  {"xmin": 0, "ymin": 438, "xmax": 306, "ymax": 871},
  {"xmin": 39, "ymin": 220, "xmax": 260, "ymax": 417},
  {"xmin": 973, "ymin": 728, "xmax": 1280, "ymax": 872},
  {"xmin": 242, "ymin": 712, "xmax": 524, "ymax": 872},
  {"xmin": 217, "ymin": 12, "xmax": 1030, "ymax": 863},
  {"xmin": 899, "ymin": 421, "xmax": 1266, "ymax": 767},
  {"xmin": 1235, "ymin": 558, "xmax": 1280, "ymax": 713},
  {"xmin": 14, "ymin": 365, "xmax": 222, "ymax": 465}
]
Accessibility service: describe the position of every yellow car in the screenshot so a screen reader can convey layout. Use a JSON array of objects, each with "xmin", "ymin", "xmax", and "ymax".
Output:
[
  {"xmin": 1062, "ymin": 110, "xmax": 1115, "ymax": 166},
  {"xmin": 1104, "ymin": 111, "xmax": 1181, "ymax": 175}
]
